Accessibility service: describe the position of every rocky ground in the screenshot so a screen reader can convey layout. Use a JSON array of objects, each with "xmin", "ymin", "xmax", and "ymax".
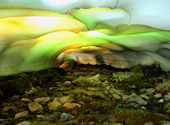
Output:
[{"xmin": 0, "ymin": 64, "xmax": 170, "ymax": 125}]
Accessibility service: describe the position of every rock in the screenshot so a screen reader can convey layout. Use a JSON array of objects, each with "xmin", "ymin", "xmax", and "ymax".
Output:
[
  {"xmin": 112, "ymin": 94, "xmax": 122, "ymax": 101},
  {"xmin": 17, "ymin": 121, "xmax": 31, "ymax": 125},
  {"xmin": 126, "ymin": 93, "xmax": 147, "ymax": 106},
  {"xmin": 121, "ymin": 95, "xmax": 130, "ymax": 103},
  {"xmin": 103, "ymin": 122, "xmax": 110, "ymax": 125},
  {"xmin": 30, "ymin": 87, "xmax": 37, "ymax": 93},
  {"xmin": 157, "ymin": 99, "xmax": 164, "ymax": 103},
  {"xmin": 144, "ymin": 122, "xmax": 154, "ymax": 125},
  {"xmin": 28, "ymin": 102, "xmax": 43, "ymax": 114},
  {"xmin": 128, "ymin": 97, "xmax": 147, "ymax": 105},
  {"xmin": 89, "ymin": 121, "xmax": 95, "ymax": 125},
  {"xmin": 153, "ymin": 93, "xmax": 162, "ymax": 99},
  {"xmin": 49, "ymin": 112, "xmax": 61, "ymax": 122},
  {"xmin": 36, "ymin": 115, "xmax": 46, "ymax": 121},
  {"xmin": 129, "ymin": 85, "xmax": 136, "ymax": 89},
  {"xmin": 107, "ymin": 115, "xmax": 117, "ymax": 123},
  {"xmin": 72, "ymin": 74, "xmax": 101, "ymax": 86},
  {"xmin": 140, "ymin": 94, "xmax": 150, "ymax": 100},
  {"xmin": 129, "ymin": 93, "xmax": 138, "ymax": 98},
  {"xmin": 59, "ymin": 96, "xmax": 74, "ymax": 104},
  {"xmin": 139, "ymin": 88, "xmax": 146, "ymax": 94},
  {"xmin": 63, "ymin": 81, "xmax": 72, "ymax": 87},
  {"xmin": 164, "ymin": 94, "xmax": 170, "ymax": 101},
  {"xmin": 110, "ymin": 89, "xmax": 124, "ymax": 97},
  {"xmin": 47, "ymin": 98, "xmax": 62, "ymax": 111},
  {"xmin": 102, "ymin": 81, "xmax": 109, "ymax": 87},
  {"xmin": 62, "ymin": 103, "xmax": 81, "ymax": 109},
  {"xmin": 21, "ymin": 98, "xmax": 31, "ymax": 103},
  {"xmin": 160, "ymin": 120, "xmax": 170, "ymax": 124},
  {"xmin": 10, "ymin": 95, "xmax": 20, "ymax": 101},
  {"xmin": 34, "ymin": 97, "xmax": 51, "ymax": 104},
  {"xmin": 60, "ymin": 113, "xmax": 75, "ymax": 122},
  {"xmin": 164, "ymin": 103, "xmax": 170, "ymax": 113},
  {"xmin": 112, "ymin": 72, "xmax": 135, "ymax": 82},
  {"xmin": 0, "ymin": 119, "xmax": 5, "ymax": 123},
  {"xmin": 14, "ymin": 111, "xmax": 29, "ymax": 120},
  {"xmin": 145, "ymin": 88, "xmax": 155, "ymax": 95},
  {"xmin": 105, "ymin": 86, "xmax": 111, "ymax": 90}
]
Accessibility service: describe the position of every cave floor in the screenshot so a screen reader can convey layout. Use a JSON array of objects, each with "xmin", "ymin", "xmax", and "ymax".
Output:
[{"xmin": 0, "ymin": 64, "xmax": 170, "ymax": 125}]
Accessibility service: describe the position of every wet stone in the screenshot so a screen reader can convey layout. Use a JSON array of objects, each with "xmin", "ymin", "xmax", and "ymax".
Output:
[
  {"xmin": 28, "ymin": 102, "xmax": 43, "ymax": 114},
  {"xmin": 59, "ymin": 113, "xmax": 75, "ymax": 122},
  {"xmin": 14, "ymin": 111, "xmax": 29, "ymax": 120}
]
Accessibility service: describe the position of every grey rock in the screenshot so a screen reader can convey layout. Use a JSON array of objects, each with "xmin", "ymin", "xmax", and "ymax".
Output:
[
  {"xmin": 17, "ymin": 121, "xmax": 30, "ymax": 125},
  {"xmin": 14, "ymin": 111, "xmax": 29, "ymax": 120},
  {"xmin": 28, "ymin": 102, "xmax": 43, "ymax": 113},
  {"xmin": 60, "ymin": 113, "xmax": 75, "ymax": 122},
  {"xmin": 49, "ymin": 112, "xmax": 61, "ymax": 122},
  {"xmin": 128, "ymin": 97, "xmax": 147, "ymax": 105}
]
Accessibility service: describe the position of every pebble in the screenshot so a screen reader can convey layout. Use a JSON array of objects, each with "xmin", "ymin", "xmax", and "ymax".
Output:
[
  {"xmin": 21, "ymin": 98, "xmax": 31, "ymax": 103},
  {"xmin": 153, "ymin": 93, "xmax": 162, "ymax": 99},
  {"xmin": 59, "ymin": 113, "xmax": 75, "ymax": 122},
  {"xmin": 144, "ymin": 122, "xmax": 154, "ymax": 125},
  {"xmin": 17, "ymin": 121, "xmax": 31, "ymax": 125},
  {"xmin": 145, "ymin": 88, "xmax": 155, "ymax": 95},
  {"xmin": 47, "ymin": 98, "xmax": 62, "ymax": 111},
  {"xmin": 62, "ymin": 103, "xmax": 81, "ymax": 109},
  {"xmin": 28, "ymin": 102, "xmax": 44, "ymax": 113},
  {"xmin": 49, "ymin": 112, "xmax": 61, "ymax": 122},
  {"xmin": 34, "ymin": 97, "xmax": 51, "ymax": 104},
  {"xmin": 14, "ymin": 111, "xmax": 29, "ymax": 120}
]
